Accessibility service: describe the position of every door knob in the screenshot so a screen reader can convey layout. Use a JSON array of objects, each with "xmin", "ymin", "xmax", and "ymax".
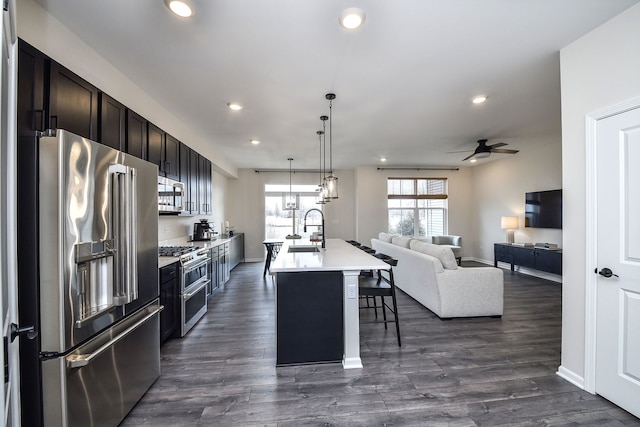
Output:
[
  {"xmin": 10, "ymin": 323, "xmax": 38, "ymax": 343},
  {"xmin": 595, "ymin": 267, "xmax": 619, "ymax": 278}
]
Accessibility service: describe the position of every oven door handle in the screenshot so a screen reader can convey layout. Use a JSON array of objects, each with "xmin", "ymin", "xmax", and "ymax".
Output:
[
  {"xmin": 66, "ymin": 306, "xmax": 163, "ymax": 369},
  {"xmin": 184, "ymin": 280, "xmax": 210, "ymax": 299},
  {"xmin": 183, "ymin": 257, "xmax": 211, "ymax": 273}
]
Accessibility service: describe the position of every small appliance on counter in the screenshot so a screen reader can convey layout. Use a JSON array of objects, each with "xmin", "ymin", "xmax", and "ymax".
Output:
[{"xmin": 193, "ymin": 219, "xmax": 216, "ymax": 241}]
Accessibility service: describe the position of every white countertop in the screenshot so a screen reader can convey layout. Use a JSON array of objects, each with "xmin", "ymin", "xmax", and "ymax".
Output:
[{"xmin": 270, "ymin": 239, "xmax": 389, "ymax": 273}]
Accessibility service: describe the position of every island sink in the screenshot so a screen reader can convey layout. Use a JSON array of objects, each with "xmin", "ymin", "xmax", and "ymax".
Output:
[{"xmin": 287, "ymin": 245, "xmax": 320, "ymax": 253}]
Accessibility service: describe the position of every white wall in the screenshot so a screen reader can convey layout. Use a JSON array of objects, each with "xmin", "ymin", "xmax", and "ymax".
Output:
[
  {"xmin": 470, "ymin": 135, "xmax": 563, "ymax": 264},
  {"xmin": 559, "ymin": 3, "xmax": 640, "ymax": 385}
]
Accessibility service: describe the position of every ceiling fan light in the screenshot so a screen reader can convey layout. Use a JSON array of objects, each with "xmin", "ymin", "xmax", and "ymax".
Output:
[
  {"xmin": 474, "ymin": 151, "xmax": 491, "ymax": 159},
  {"xmin": 166, "ymin": 0, "xmax": 194, "ymax": 17},
  {"xmin": 340, "ymin": 8, "xmax": 366, "ymax": 30}
]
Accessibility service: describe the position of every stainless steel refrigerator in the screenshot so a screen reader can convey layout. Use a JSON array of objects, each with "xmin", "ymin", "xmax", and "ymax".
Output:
[{"xmin": 34, "ymin": 130, "xmax": 161, "ymax": 426}]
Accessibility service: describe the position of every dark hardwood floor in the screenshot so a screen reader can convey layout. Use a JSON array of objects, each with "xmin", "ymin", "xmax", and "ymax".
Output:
[{"xmin": 121, "ymin": 261, "xmax": 640, "ymax": 426}]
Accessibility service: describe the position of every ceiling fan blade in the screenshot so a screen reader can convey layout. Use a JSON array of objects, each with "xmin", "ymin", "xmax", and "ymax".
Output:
[
  {"xmin": 446, "ymin": 149, "xmax": 474, "ymax": 154},
  {"xmin": 487, "ymin": 142, "xmax": 507, "ymax": 149},
  {"xmin": 462, "ymin": 152, "xmax": 477, "ymax": 161},
  {"xmin": 490, "ymin": 148, "xmax": 519, "ymax": 154}
]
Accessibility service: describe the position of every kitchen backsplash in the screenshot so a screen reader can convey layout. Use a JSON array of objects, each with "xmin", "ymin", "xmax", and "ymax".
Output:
[{"xmin": 159, "ymin": 215, "xmax": 215, "ymax": 241}]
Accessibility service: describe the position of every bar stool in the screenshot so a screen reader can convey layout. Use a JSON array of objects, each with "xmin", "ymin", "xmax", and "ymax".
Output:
[{"xmin": 358, "ymin": 253, "xmax": 401, "ymax": 347}]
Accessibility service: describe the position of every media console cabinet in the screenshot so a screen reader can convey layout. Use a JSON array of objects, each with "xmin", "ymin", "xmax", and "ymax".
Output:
[{"xmin": 494, "ymin": 243, "xmax": 562, "ymax": 275}]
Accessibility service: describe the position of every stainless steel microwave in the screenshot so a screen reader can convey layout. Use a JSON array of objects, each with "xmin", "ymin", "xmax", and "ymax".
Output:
[{"xmin": 158, "ymin": 176, "xmax": 185, "ymax": 214}]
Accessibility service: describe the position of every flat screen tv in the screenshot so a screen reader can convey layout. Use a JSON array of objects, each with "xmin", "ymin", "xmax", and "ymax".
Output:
[{"xmin": 525, "ymin": 189, "xmax": 562, "ymax": 229}]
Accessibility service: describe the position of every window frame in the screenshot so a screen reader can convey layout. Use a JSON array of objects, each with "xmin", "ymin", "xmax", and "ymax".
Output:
[{"xmin": 387, "ymin": 177, "xmax": 448, "ymax": 237}]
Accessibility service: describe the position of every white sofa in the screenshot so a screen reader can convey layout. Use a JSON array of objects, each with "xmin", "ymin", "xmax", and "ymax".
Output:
[{"xmin": 371, "ymin": 233, "xmax": 503, "ymax": 319}]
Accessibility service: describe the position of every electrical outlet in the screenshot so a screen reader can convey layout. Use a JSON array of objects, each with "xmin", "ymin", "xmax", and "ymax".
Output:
[{"xmin": 347, "ymin": 284, "xmax": 357, "ymax": 299}]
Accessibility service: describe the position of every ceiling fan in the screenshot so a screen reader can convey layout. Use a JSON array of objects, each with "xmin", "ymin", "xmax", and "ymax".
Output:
[{"xmin": 450, "ymin": 139, "xmax": 519, "ymax": 161}]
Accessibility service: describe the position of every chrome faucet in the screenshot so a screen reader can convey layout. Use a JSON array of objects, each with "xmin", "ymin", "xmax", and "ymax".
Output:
[{"xmin": 303, "ymin": 208, "xmax": 325, "ymax": 248}]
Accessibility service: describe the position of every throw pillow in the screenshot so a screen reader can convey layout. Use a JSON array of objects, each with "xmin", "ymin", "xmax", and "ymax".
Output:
[
  {"xmin": 378, "ymin": 232, "xmax": 394, "ymax": 243},
  {"xmin": 391, "ymin": 236, "xmax": 413, "ymax": 248},
  {"xmin": 410, "ymin": 240, "xmax": 458, "ymax": 270}
]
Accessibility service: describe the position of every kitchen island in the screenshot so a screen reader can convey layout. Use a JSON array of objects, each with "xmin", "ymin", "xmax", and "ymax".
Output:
[{"xmin": 270, "ymin": 239, "xmax": 388, "ymax": 369}]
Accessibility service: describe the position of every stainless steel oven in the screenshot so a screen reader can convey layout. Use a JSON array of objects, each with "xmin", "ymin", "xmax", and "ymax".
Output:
[
  {"xmin": 179, "ymin": 254, "xmax": 210, "ymax": 336},
  {"xmin": 159, "ymin": 245, "xmax": 211, "ymax": 337}
]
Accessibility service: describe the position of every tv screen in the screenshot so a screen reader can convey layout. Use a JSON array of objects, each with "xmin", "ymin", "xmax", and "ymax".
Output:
[{"xmin": 525, "ymin": 189, "xmax": 562, "ymax": 229}]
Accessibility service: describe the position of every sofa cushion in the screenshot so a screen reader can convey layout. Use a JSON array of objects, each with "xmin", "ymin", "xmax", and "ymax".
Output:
[
  {"xmin": 378, "ymin": 232, "xmax": 394, "ymax": 243},
  {"xmin": 391, "ymin": 236, "xmax": 413, "ymax": 248},
  {"xmin": 410, "ymin": 240, "xmax": 458, "ymax": 270}
]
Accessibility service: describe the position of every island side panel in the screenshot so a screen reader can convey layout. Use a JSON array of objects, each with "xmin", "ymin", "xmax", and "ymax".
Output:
[
  {"xmin": 342, "ymin": 270, "xmax": 363, "ymax": 369},
  {"xmin": 276, "ymin": 271, "xmax": 344, "ymax": 366}
]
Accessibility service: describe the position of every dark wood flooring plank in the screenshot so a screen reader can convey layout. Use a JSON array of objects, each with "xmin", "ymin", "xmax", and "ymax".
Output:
[{"xmin": 121, "ymin": 261, "xmax": 640, "ymax": 426}]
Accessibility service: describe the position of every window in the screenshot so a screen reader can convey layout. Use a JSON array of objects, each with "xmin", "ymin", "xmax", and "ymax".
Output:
[
  {"xmin": 387, "ymin": 178, "xmax": 447, "ymax": 236},
  {"xmin": 265, "ymin": 184, "xmax": 320, "ymax": 239}
]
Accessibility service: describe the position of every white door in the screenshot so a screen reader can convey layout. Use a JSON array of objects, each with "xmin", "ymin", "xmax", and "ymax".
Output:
[
  {"xmin": 1, "ymin": 1, "xmax": 19, "ymax": 425},
  {"xmin": 595, "ymin": 106, "xmax": 640, "ymax": 418}
]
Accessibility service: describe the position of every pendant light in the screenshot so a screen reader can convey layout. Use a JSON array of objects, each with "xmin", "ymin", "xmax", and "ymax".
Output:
[
  {"xmin": 315, "ymin": 130, "xmax": 327, "ymax": 205},
  {"xmin": 282, "ymin": 157, "xmax": 299, "ymax": 210},
  {"xmin": 324, "ymin": 93, "xmax": 338, "ymax": 199}
]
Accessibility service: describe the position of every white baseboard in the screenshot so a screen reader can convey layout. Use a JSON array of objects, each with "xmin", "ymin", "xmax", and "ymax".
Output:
[
  {"xmin": 245, "ymin": 258, "xmax": 265, "ymax": 263},
  {"xmin": 556, "ymin": 365, "xmax": 586, "ymax": 390}
]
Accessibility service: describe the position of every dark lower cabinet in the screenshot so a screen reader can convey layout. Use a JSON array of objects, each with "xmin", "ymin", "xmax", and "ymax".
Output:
[
  {"xmin": 159, "ymin": 263, "xmax": 178, "ymax": 344},
  {"xmin": 494, "ymin": 243, "xmax": 562, "ymax": 275},
  {"xmin": 276, "ymin": 271, "xmax": 343, "ymax": 366}
]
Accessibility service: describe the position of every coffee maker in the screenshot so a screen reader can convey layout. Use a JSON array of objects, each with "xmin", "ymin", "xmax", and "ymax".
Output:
[{"xmin": 193, "ymin": 219, "xmax": 214, "ymax": 241}]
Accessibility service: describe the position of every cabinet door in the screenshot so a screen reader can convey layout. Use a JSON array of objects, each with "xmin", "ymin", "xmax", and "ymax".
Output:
[
  {"xmin": 147, "ymin": 122, "xmax": 164, "ymax": 175},
  {"xmin": 535, "ymin": 250, "xmax": 562, "ymax": 275},
  {"xmin": 188, "ymin": 149, "xmax": 199, "ymax": 214},
  {"xmin": 159, "ymin": 264, "xmax": 178, "ymax": 344},
  {"xmin": 179, "ymin": 142, "xmax": 192, "ymax": 211},
  {"xmin": 198, "ymin": 155, "xmax": 212, "ymax": 213},
  {"xmin": 99, "ymin": 93, "xmax": 125, "ymax": 151},
  {"xmin": 49, "ymin": 61, "xmax": 98, "ymax": 140},
  {"xmin": 17, "ymin": 39, "xmax": 46, "ymax": 136},
  {"xmin": 126, "ymin": 109, "xmax": 148, "ymax": 160},
  {"xmin": 510, "ymin": 247, "xmax": 534, "ymax": 269},
  {"xmin": 164, "ymin": 134, "xmax": 180, "ymax": 180},
  {"xmin": 494, "ymin": 244, "xmax": 513, "ymax": 264}
]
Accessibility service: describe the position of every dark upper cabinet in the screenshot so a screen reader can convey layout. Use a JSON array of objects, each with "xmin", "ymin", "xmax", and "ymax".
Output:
[
  {"xmin": 199, "ymin": 155, "xmax": 212, "ymax": 214},
  {"xmin": 17, "ymin": 39, "xmax": 46, "ymax": 136},
  {"xmin": 148, "ymin": 123, "xmax": 180, "ymax": 180},
  {"xmin": 125, "ymin": 109, "xmax": 148, "ymax": 160},
  {"xmin": 179, "ymin": 142, "xmax": 199, "ymax": 214},
  {"xmin": 98, "ymin": 93, "xmax": 125, "ymax": 151},
  {"xmin": 164, "ymin": 134, "xmax": 180, "ymax": 180},
  {"xmin": 49, "ymin": 61, "xmax": 98, "ymax": 140}
]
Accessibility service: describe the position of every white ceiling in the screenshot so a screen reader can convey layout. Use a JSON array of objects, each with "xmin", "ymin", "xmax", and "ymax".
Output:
[{"xmin": 33, "ymin": 0, "xmax": 639, "ymax": 170}]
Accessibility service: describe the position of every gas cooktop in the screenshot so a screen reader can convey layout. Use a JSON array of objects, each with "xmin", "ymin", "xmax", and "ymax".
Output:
[{"xmin": 159, "ymin": 246, "xmax": 202, "ymax": 257}]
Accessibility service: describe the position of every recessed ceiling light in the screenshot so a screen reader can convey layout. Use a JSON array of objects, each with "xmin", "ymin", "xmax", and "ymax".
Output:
[
  {"xmin": 340, "ymin": 8, "xmax": 366, "ymax": 30},
  {"xmin": 250, "ymin": 139, "xmax": 261, "ymax": 145},
  {"xmin": 380, "ymin": 157, "xmax": 387, "ymax": 162},
  {"xmin": 165, "ymin": 0, "xmax": 194, "ymax": 18},
  {"xmin": 227, "ymin": 102, "xmax": 243, "ymax": 111},
  {"xmin": 472, "ymin": 95, "xmax": 487, "ymax": 104},
  {"xmin": 470, "ymin": 158, "xmax": 477, "ymax": 163}
]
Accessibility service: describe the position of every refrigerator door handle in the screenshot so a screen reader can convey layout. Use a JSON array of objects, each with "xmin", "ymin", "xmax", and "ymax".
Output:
[
  {"xmin": 110, "ymin": 164, "xmax": 138, "ymax": 305},
  {"xmin": 66, "ymin": 306, "xmax": 163, "ymax": 369}
]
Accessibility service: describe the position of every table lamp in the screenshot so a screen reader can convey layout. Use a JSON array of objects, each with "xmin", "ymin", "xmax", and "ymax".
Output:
[{"xmin": 501, "ymin": 216, "xmax": 519, "ymax": 244}]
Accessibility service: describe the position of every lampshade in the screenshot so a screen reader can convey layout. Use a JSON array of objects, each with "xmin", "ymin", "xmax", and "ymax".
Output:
[
  {"xmin": 501, "ymin": 216, "xmax": 519, "ymax": 230},
  {"xmin": 501, "ymin": 216, "xmax": 518, "ymax": 244}
]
